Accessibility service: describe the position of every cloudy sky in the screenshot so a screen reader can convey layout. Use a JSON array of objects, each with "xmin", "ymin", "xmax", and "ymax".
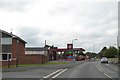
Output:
[{"xmin": 0, "ymin": 0, "xmax": 119, "ymax": 53}]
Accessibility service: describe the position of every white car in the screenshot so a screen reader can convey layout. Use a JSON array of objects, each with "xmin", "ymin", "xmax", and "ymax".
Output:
[{"xmin": 101, "ymin": 57, "xmax": 108, "ymax": 63}]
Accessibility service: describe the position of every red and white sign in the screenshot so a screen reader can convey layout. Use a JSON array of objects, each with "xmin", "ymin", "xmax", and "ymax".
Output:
[{"xmin": 67, "ymin": 44, "xmax": 73, "ymax": 49}]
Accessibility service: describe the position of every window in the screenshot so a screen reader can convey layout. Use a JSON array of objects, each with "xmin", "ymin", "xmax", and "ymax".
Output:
[
  {"xmin": 1, "ymin": 38, "xmax": 12, "ymax": 45},
  {"xmin": 0, "ymin": 53, "xmax": 12, "ymax": 61},
  {"xmin": 2, "ymin": 54, "xmax": 7, "ymax": 60}
]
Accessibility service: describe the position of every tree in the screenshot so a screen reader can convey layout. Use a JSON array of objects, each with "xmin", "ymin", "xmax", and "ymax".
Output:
[
  {"xmin": 98, "ymin": 46, "xmax": 117, "ymax": 58},
  {"xmin": 98, "ymin": 47, "xmax": 107, "ymax": 58}
]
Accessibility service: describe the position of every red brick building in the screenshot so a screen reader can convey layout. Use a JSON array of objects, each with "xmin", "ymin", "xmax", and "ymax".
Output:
[{"xmin": 0, "ymin": 30, "xmax": 49, "ymax": 67}]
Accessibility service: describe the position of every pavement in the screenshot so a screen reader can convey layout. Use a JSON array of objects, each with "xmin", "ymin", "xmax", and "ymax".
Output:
[{"xmin": 2, "ymin": 61, "xmax": 84, "ymax": 72}]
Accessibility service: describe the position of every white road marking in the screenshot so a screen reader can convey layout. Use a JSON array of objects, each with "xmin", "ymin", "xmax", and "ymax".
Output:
[
  {"xmin": 95, "ymin": 63, "xmax": 103, "ymax": 72},
  {"xmin": 43, "ymin": 69, "xmax": 63, "ymax": 78},
  {"xmin": 104, "ymin": 73, "xmax": 112, "ymax": 79},
  {"xmin": 97, "ymin": 67, "xmax": 102, "ymax": 72},
  {"xmin": 52, "ymin": 69, "xmax": 68, "ymax": 78},
  {"xmin": 95, "ymin": 62, "xmax": 112, "ymax": 79}
]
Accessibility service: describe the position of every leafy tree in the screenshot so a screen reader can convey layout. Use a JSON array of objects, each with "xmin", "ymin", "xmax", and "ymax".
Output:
[
  {"xmin": 104, "ymin": 46, "xmax": 117, "ymax": 58},
  {"xmin": 98, "ymin": 47, "xmax": 107, "ymax": 58},
  {"xmin": 98, "ymin": 46, "xmax": 117, "ymax": 58}
]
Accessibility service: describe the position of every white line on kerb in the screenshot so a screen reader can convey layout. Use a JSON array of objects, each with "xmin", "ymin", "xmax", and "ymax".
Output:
[
  {"xmin": 52, "ymin": 69, "xmax": 68, "ymax": 78},
  {"xmin": 43, "ymin": 69, "xmax": 63, "ymax": 78}
]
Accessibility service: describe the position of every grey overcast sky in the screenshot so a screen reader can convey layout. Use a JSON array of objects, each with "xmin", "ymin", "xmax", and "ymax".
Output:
[{"xmin": 0, "ymin": 0, "xmax": 119, "ymax": 53}]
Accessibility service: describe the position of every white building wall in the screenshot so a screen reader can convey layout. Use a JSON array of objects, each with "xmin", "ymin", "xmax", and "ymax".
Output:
[{"xmin": 25, "ymin": 51, "xmax": 48, "ymax": 56}]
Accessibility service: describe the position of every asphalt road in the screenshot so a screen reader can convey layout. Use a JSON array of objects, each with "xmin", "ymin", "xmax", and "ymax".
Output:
[
  {"xmin": 2, "ymin": 61, "xmax": 119, "ymax": 79},
  {"xmin": 57, "ymin": 61, "xmax": 118, "ymax": 79}
]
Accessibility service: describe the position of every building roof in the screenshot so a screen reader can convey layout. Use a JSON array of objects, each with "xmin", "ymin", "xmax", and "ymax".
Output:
[
  {"xmin": 73, "ymin": 48, "xmax": 85, "ymax": 51},
  {"xmin": 49, "ymin": 48, "xmax": 85, "ymax": 52},
  {"xmin": 26, "ymin": 47, "xmax": 48, "ymax": 51},
  {"xmin": 0, "ymin": 29, "xmax": 12, "ymax": 37},
  {"xmin": 0, "ymin": 29, "xmax": 26, "ymax": 43},
  {"xmin": 12, "ymin": 35, "xmax": 27, "ymax": 43}
]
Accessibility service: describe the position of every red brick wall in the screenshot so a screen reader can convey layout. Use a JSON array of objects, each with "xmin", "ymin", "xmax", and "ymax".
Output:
[
  {"xmin": 12, "ymin": 38, "xmax": 25, "ymax": 58},
  {"xmin": 2, "ymin": 60, "xmax": 16, "ymax": 66},
  {"xmin": 19, "ymin": 54, "xmax": 43, "ymax": 64},
  {"xmin": 2, "ymin": 55, "xmax": 49, "ymax": 66}
]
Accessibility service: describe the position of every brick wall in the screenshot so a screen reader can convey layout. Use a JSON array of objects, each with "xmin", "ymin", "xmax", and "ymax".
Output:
[
  {"xmin": 2, "ymin": 54, "xmax": 49, "ymax": 66},
  {"xmin": 12, "ymin": 38, "xmax": 25, "ymax": 58},
  {"xmin": 2, "ymin": 60, "xmax": 16, "ymax": 66},
  {"xmin": 20, "ymin": 54, "xmax": 43, "ymax": 64}
]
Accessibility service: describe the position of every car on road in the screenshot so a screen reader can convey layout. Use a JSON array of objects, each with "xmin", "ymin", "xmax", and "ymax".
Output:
[{"xmin": 101, "ymin": 57, "xmax": 108, "ymax": 63}]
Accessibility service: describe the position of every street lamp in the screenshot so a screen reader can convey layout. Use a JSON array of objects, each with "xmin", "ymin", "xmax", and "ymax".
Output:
[
  {"xmin": 72, "ymin": 39, "xmax": 77, "ymax": 45},
  {"xmin": 72, "ymin": 39, "xmax": 77, "ymax": 48}
]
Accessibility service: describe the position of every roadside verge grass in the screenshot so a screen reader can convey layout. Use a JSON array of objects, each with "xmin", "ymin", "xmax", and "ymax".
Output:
[
  {"xmin": 2, "ymin": 61, "xmax": 69, "ymax": 68},
  {"xmin": 108, "ymin": 58, "xmax": 118, "ymax": 63}
]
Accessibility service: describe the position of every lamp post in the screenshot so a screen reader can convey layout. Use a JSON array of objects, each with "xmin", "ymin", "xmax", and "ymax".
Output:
[
  {"xmin": 72, "ymin": 39, "xmax": 77, "ymax": 44},
  {"xmin": 72, "ymin": 39, "xmax": 77, "ymax": 48}
]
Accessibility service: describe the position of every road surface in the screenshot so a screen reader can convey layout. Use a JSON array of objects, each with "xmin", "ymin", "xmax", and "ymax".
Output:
[
  {"xmin": 2, "ymin": 61, "xmax": 118, "ymax": 79},
  {"xmin": 57, "ymin": 61, "xmax": 118, "ymax": 78}
]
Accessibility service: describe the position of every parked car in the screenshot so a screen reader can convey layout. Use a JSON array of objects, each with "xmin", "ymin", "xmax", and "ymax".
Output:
[{"xmin": 101, "ymin": 57, "xmax": 108, "ymax": 63}]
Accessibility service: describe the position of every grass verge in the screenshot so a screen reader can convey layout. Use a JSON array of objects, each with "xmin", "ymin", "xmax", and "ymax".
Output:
[
  {"xmin": 2, "ymin": 61, "xmax": 69, "ymax": 68},
  {"xmin": 108, "ymin": 58, "xmax": 118, "ymax": 63}
]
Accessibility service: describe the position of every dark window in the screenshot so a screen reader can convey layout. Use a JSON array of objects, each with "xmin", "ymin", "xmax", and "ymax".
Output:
[
  {"xmin": 2, "ymin": 54, "xmax": 7, "ymax": 60},
  {"xmin": 2, "ymin": 54, "xmax": 12, "ymax": 61}
]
